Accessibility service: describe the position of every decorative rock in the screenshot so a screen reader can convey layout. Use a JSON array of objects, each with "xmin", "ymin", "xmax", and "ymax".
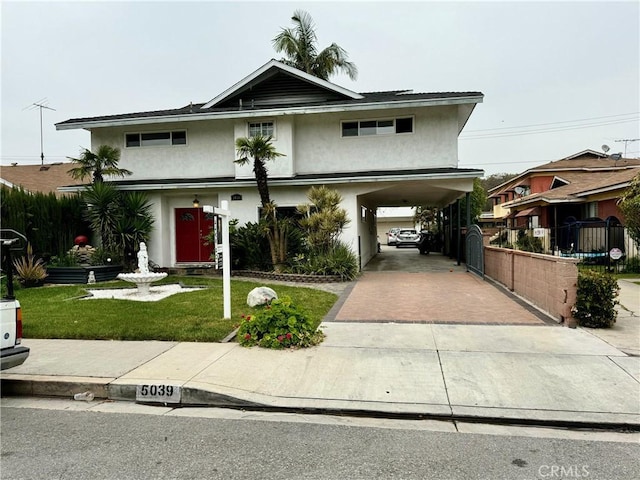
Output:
[{"xmin": 247, "ymin": 286, "xmax": 278, "ymax": 307}]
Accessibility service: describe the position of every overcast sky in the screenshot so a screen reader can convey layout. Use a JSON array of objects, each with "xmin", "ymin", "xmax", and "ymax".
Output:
[{"xmin": 2, "ymin": 0, "xmax": 638, "ymax": 176}]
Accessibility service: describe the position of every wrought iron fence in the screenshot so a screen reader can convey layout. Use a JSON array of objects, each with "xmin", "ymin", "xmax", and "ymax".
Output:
[{"xmin": 489, "ymin": 224, "xmax": 640, "ymax": 274}]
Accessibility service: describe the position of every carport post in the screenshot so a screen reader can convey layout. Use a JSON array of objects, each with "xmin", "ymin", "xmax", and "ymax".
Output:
[
  {"xmin": 456, "ymin": 199, "xmax": 461, "ymax": 266},
  {"xmin": 466, "ymin": 192, "xmax": 471, "ymax": 227}
]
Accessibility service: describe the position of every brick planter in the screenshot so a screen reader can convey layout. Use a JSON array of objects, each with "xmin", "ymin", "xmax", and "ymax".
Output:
[{"xmin": 231, "ymin": 270, "xmax": 345, "ymax": 283}]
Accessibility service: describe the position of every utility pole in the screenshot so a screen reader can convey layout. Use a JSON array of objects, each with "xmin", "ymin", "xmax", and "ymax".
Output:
[
  {"xmin": 614, "ymin": 138, "xmax": 640, "ymax": 158},
  {"xmin": 24, "ymin": 99, "xmax": 56, "ymax": 166}
]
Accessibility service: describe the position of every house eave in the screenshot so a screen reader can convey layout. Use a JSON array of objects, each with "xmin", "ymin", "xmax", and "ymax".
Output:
[
  {"xmin": 502, "ymin": 196, "xmax": 584, "ymax": 208},
  {"xmin": 574, "ymin": 182, "xmax": 632, "ymax": 197},
  {"xmin": 57, "ymin": 168, "xmax": 483, "ymax": 193},
  {"xmin": 55, "ymin": 95, "xmax": 484, "ymax": 131}
]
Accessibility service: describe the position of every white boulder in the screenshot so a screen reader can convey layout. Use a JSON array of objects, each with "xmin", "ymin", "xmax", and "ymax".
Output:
[{"xmin": 247, "ymin": 286, "xmax": 278, "ymax": 307}]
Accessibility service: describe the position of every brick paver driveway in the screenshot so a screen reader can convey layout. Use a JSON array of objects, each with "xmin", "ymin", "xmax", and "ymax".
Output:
[{"xmin": 331, "ymin": 246, "xmax": 548, "ymax": 325}]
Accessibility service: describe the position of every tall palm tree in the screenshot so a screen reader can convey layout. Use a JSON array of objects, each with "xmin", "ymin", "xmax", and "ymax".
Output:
[
  {"xmin": 272, "ymin": 10, "xmax": 358, "ymax": 81},
  {"xmin": 234, "ymin": 135, "xmax": 284, "ymax": 208},
  {"xmin": 68, "ymin": 145, "xmax": 132, "ymax": 184},
  {"xmin": 234, "ymin": 135, "xmax": 288, "ymax": 270}
]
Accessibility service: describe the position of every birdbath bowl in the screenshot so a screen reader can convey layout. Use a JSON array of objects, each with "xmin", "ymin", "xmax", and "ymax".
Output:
[{"xmin": 117, "ymin": 272, "xmax": 168, "ymax": 296}]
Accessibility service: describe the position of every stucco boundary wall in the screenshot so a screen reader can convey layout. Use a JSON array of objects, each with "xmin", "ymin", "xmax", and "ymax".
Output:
[{"xmin": 484, "ymin": 246, "xmax": 580, "ymax": 325}]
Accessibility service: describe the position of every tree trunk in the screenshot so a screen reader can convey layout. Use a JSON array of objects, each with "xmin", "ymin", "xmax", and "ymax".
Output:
[{"xmin": 253, "ymin": 159, "xmax": 271, "ymax": 207}]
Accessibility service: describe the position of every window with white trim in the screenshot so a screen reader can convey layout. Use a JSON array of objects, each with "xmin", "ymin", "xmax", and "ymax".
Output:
[
  {"xmin": 125, "ymin": 131, "xmax": 187, "ymax": 148},
  {"xmin": 249, "ymin": 121, "xmax": 274, "ymax": 137},
  {"xmin": 341, "ymin": 117, "xmax": 414, "ymax": 137}
]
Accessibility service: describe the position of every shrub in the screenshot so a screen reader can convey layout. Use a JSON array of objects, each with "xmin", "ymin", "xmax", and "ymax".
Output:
[
  {"xmin": 572, "ymin": 270, "xmax": 619, "ymax": 328},
  {"xmin": 623, "ymin": 256, "xmax": 640, "ymax": 274},
  {"xmin": 47, "ymin": 252, "xmax": 80, "ymax": 267},
  {"xmin": 13, "ymin": 244, "xmax": 48, "ymax": 287},
  {"xmin": 237, "ymin": 296, "xmax": 324, "ymax": 349},
  {"xmin": 289, "ymin": 242, "xmax": 359, "ymax": 280},
  {"xmin": 226, "ymin": 221, "xmax": 273, "ymax": 271},
  {"xmin": 88, "ymin": 247, "xmax": 121, "ymax": 266},
  {"xmin": 516, "ymin": 230, "xmax": 543, "ymax": 253}
]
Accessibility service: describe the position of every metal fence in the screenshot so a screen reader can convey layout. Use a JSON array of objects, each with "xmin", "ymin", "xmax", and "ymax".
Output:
[{"xmin": 489, "ymin": 224, "xmax": 640, "ymax": 274}]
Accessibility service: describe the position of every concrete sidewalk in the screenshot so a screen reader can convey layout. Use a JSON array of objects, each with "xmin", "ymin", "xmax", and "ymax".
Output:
[
  {"xmin": 2, "ymin": 322, "xmax": 639, "ymax": 429},
  {"xmin": 2, "ymin": 270, "xmax": 638, "ymax": 429}
]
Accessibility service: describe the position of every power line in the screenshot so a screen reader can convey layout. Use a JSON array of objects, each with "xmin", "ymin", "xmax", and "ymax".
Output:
[
  {"xmin": 614, "ymin": 138, "xmax": 640, "ymax": 157},
  {"xmin": 460, "ymin": 117, "xmax": 638, "ymax": 140},
  {"xmin": 464, "ymin": 112, "xmax": 639, "ymax": 133}
]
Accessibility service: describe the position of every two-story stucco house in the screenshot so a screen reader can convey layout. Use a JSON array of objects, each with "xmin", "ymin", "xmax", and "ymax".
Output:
[{"xmin": 56, "ymin": 60, "xmax": 484, "ymax": 269}]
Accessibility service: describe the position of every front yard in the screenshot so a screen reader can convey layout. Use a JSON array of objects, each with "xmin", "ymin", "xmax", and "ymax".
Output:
[{"xmin": 13, "ymin": 276, "xmax": 338, "ymax": 342}]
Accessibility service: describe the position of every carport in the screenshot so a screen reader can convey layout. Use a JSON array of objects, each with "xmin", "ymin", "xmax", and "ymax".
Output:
[{"xmin": 354, "ymin": 171, "xmax": 481, "ymax": 269}]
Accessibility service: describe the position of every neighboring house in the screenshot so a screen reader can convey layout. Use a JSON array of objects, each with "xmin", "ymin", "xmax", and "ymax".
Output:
[
  {"xmin": 0, "ymin": 162, "xmax": 85, "ymax": 196},
  {"xmin": 488, "ymin": 149, "xmax": 640, "ymax": 255},
  {"xmin": 376, "ymin": 207, "xmax": 416, "ymax": 244},
  {"xmin": 56, "ymin": 59, "xmax": 484, "ymax": 269}
]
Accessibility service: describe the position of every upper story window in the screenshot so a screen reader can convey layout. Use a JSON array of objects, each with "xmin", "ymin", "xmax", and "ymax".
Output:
[
  {"xmin": 249, "ymin": 122, "xmax": 274, "ymax": 137},
  {"xmin": 125, "ymin": 131, "xmax": 187, "ymax": 148},
  {"xmin": 341, "ymin": 117, "xmax": 414, "ymax": 137}
]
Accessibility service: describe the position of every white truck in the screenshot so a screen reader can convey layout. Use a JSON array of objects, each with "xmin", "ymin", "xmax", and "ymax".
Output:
[{"xmin": 1, "ymin": 232, "xmax": 30, "ymax": 370}]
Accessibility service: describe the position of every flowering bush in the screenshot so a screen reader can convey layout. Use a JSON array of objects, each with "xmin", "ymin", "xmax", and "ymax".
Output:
[{"xmin": 237, "ymin": 296, "xmax": 324, "ymax": 349}]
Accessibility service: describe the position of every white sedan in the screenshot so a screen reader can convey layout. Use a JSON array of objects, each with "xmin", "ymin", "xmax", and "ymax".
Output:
[{"xmin": 395, "ymin": 229, "xmax": 421, "ymax": 248}]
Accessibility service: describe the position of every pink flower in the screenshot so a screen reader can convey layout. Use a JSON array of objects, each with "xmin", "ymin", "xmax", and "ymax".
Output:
[
  {"xmin": 285, "ymin": 333, "xmax": 292, "ymax": 340},
  {"xmin": 277, "ymin": 335, "xmax": 284, "ymax": 342},
  {"xmin": 244, "ymin": 333, "xmax": 251, "ymax": 340}
]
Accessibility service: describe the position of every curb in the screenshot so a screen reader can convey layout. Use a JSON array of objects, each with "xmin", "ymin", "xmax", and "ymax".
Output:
[{"xmin": 3, "ymin": 377, "xmax": 639, "ymax": 433}]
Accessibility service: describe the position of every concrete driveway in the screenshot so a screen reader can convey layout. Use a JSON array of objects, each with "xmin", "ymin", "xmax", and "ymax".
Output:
[{"xmin": 329, "ymin": 246, "xmax": 550, "ymax": 325}]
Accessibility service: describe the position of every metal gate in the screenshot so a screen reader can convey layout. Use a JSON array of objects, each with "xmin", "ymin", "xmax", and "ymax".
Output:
[{"xmin": 466, "ymin": 224, "xmax": 484, "ymax": 277}]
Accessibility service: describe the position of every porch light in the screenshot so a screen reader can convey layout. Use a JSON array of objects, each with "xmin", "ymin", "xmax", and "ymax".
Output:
[{"xmin": 192, "ymin": 196, "xmax": 200, "ymax": 208}]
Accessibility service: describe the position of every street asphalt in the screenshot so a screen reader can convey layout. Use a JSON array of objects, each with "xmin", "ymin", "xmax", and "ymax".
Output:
[{"xmin": 1, "ymin": 250, "xmax": 638, "ymax": 430}]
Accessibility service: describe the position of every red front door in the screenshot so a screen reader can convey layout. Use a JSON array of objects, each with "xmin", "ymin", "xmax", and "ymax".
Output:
[{"xmin": 175, "ymin": 208, "xmax": 214, "ymax": 262}]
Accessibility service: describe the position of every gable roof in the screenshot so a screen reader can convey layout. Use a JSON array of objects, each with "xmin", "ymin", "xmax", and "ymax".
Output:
[
  {"xmin": 501, "ymin": 167, "xmax": 640, "ymax": 208},
  {"xmin": 56, "ymin": 60, "xmax": 483, "ymax": 130},
  {"xmin": 488, "ymin": 150, "xmax": 640, "ymax": 196},
  {"xmin": 0, "ymin": 162, "xmax": 85, "ymax": 196},
  {"xmin": 201, "ymin": 59, "xmax": 363, "ymax": 109}
]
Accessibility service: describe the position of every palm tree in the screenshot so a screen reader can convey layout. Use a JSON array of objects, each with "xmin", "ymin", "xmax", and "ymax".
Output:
[
  {"xmin": 235, "ymin": 135, "xmax": 284, "ymax": 208},
  {"xmin": 272, "ymin": 10, "xmax": 358, "ymax": 81},
  {"xmin": 234, "ymin": 135, "xmax": 288, "ymax": 270},
  {"xmin": 68, "ymin": 145, "xmax": 132, "ymax": 184}
]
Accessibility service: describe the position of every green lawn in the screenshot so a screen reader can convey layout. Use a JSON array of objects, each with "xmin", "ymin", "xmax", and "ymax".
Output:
[{"xmin": 13, "ymin": 276, "xmax": 338, "ymax": 342}]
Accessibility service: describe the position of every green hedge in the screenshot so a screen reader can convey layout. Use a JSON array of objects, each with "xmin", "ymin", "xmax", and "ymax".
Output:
[
  {"xmin": 572, "ymin": 270, "xmax": 619, "ymax": 328},
  {"xmin": 0, "ymin": 185, "xmax": 88, "ymax": 258}
]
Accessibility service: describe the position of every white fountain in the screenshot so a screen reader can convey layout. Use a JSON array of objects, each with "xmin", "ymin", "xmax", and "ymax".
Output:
[{"xmin": 117, "ymin": 242, "xmax": 167, "ymax": 295}]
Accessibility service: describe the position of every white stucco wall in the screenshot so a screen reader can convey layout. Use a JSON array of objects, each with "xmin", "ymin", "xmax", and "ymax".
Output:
[
  {"xmin": 91, "ymin": 120, "xmax": 236, "ymax": 180},
  {"xmin": 233, "ymin": 117, "xmax": 295, "ymax": 179},
  {"xmin": 293, "ymin": 106, "xmax": 459, "ymax": 174},
  {"xmin": 90, "ymin": 104, "xmax": 460, "ymax": 182}
]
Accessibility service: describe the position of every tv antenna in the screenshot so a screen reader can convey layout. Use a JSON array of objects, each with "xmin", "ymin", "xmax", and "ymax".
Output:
[
  {"xmin": 24, "ymin": 98, "xmax": 56, "ymax": 166},
  {"xmin": 614, "ymin": 138, "xmax": 640, "ymax": 158}
]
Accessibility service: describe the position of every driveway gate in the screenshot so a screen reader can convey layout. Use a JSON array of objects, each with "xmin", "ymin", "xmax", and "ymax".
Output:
[{"xmin": 466, "ymin": 224, "xmax": 484, "ymax": 277}]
